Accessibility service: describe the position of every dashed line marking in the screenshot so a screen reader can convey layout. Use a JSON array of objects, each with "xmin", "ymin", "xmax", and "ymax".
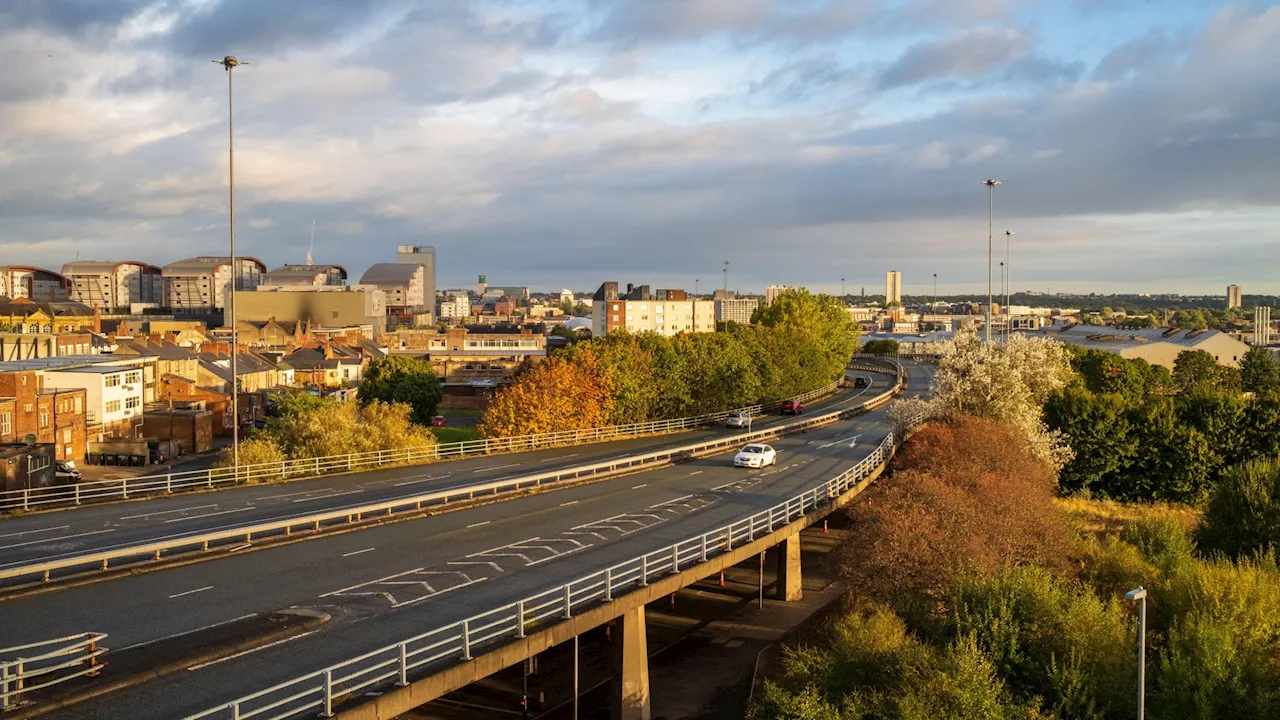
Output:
[
  {"xmin": 120, "ymin": 505, "xmax": 216, "ymax": 520},
  {"xmin": 688, "ymin": 470, "xmax": 703, "ymax": 476},
  {"xmin": 168, "ymin": 585, "xmax": 214, "ymax": 599},
  {"xmin": 560, "ymin": 500, "xmax": 578, "ymax": 507},
  {"xmin": 342, "ymin": 548, "xmax": 375, "ymax": 558},
  {"xmin": 632, "ymin": 484, "xmax": 647, "ymax": 489},
  {"xmin": 164, "ymin": 507, "xmax": 255, "ymax": 523},
  {"xmin": 467, "ymin": 521, "xmax": 491, "ymax": 528}
]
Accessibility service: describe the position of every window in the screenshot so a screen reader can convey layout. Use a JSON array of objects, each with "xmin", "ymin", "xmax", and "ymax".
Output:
[
  {"xmin": 125, "ymin": 397, "xmax": 140, "ymax": 409},
  {"xmin": 39, "ymin": 412, "xmax": 48, "ymax": 429},
  {"xmin": 1, "ymin": 413, "xmax": 9, "ymax": 436},
  {"xmin": 23, "ymin": 404, "xmax": 32, "ymax": 413},
  {"xmin": 105, "ymin": 374, "xmax": 121, "ymax": 388},
  {"xmin": 63, "ymin": 428, "xmax": 71, "ymax": 443},
  {"xmin": 125, "ymin": 371, "xmax": 142, "ymax": 384},
  {"xmin": 74, "ymin": 397, "xmax": 82, "ymax": 414},
  {"xmin": 105, "ymin": 400, "xmax": 122, "ymax": 413}
]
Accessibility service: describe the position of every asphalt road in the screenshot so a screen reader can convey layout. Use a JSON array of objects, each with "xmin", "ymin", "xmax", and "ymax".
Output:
[
  {"xmin": 0, "ymin": 377, "xmax": 887, "ymax": 572},
  {"xmin": 5, "ymin": 362, "xmax": 929, "ymax": 720}
]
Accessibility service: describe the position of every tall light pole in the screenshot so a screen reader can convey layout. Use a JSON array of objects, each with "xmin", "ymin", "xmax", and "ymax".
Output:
[
  {"xmin": 215, "ymin": 55, "xmax": 244, "ymax": 470},
  {"xmin": 983, "ymin": 179, "xmax": 1000, "ymax": 343},
  {"xmin": 1000, "ymin": 261, "xmax": 1006, "ymax": 342},
  {"xmin": 841, "ymin": 278, "xmax": 845, "ymax": 298},
  {"xmin": 1126, "ymin": 586, "xmax": 1148, "ymax": 720},
  {"xmin": 695, "ymin": 278, "xmax": 699, "ymax": 297},
  {"xmin": 932, "ymin": 273, "xmax": 937, "ymax": 310},
  {"xmin": 1005, "ymin": 229, "xmax": 1014, "ymax": 341},
  {"xmin": 723, "ymin": 260, "xmax": 729, "ymax": 295}
]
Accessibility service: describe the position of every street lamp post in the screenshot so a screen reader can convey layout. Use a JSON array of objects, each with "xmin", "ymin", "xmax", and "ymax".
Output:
[
  {"xmin": 695, "ymin": 278, "xmax": 699, "ymax": 297},
  {"xmin": 214, "ymin": 55, "xmax": 244, "ymax": 471},
  {"xmin": 1126, "ymin": 587, "xmax": 1148, "ymax": 720},
  {"xmin": 1005, "ymin": 230, "xmax": 1014, "ymax": 341},
  {"xmin": 841, "ymin": 278, "xmax": 845, "ymax": 298},
  {"xmin": 983, "ymin": 179, "xmax": 1000, "ymax": 344},
  {"xmin": 723, "ymin": 260, "xmax": 729, "ymax": 295}
]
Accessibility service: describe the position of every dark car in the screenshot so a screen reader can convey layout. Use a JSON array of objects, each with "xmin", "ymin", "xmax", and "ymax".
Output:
[
  {"xmin": 430, "ymin": 415, "xmax": 447, "ymax": 427},
  {"xmin": 780, "ymin": 399, "xmax": 804, "ymax": 415},
  {"xmin": 55, "ymin": 460, "xmax": 82, "ymax": 483},
  {"xmin": 854, "ymin": 376, "xmax": 870, "ymax": 388},
  {"xmin": 149, "ymin": 448, "xmax": 167, "ymax": 464}
]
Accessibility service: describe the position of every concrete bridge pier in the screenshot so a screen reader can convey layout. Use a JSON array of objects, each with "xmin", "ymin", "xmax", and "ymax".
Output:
[
  {"xmin": 775, "ymin": 533, "xmax": 802, "ymax": 601},
  {"xmin": 610, "ymin": 605, "xmax": 651, "ymax": 720}
]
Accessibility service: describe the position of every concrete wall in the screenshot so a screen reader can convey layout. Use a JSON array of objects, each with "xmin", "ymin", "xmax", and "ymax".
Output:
[{"xmin": 233, "ymin": 289, "xmax": 385, "ymax": 334}]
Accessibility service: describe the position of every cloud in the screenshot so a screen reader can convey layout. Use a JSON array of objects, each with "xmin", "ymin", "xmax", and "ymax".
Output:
[
  {"xmin": 877, "ymin": 27, "xmax": 1034, "ymax": 88},
  {"xmin": 247, "ymin": 218, "xmax": 273, "ymax": 229}
]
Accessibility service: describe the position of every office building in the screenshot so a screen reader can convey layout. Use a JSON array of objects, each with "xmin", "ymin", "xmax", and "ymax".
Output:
[
  {"xmin": 0, "ymin": 266, "xmax": 68, "ymax": 301},
  {"xmin": 359, "ymin": 264, "xmax": 426, "ymax": 317},
  {"xmin": 261, "ymin": 264, "xmax": 348, "ymax": 287},
  {"xmin": 163, "ymin": 257, "xmax": 266, "ymax": 313},
  {"xmin": 886, "ymin": 271, "xmax": 902, "ymax": 305},
  {"xmin": 591, "ymin": 282, "xmax": 715, "ymax": 336},
  {"xmin": 716, "ymin": 298, "xmax": 759, "ymax": 325},
  {"xmin": 61, "ymin": 261, "xmax": 163, "ymax": 310},
  {"xmin": 765, "ymin": 285, "xmax": 791, "ymax": 305},
  {"xmin": 1256, "ymin": 306, "xmax": 1273, "ymax": 347},
  {"xmin": 396, "ymin": 246, "xmax": 436, "ymax": 321},
  {"xmin": 1227, "ymin": 284, "xmax": 1243, "ymax": 309}
]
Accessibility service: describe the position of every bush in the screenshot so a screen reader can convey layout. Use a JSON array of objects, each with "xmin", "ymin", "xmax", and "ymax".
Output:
[
  {"xmin": 357, "ymin": 355, "xmax": 444, "ymax": 426},
  {"xmin": 862, "ymin": 339, "xmax": 900, "ymax": 356},
  {"xmin": 1196, "ymin": 458, "xmax": 1280, "ymax": 560},
  {"xmin": 213, "ymin": 436, "xmax": 285, "ymax": 470}
]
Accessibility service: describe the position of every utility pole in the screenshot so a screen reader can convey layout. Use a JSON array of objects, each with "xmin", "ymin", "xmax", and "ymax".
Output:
[
  {"xmin": 983, "ymin": 179, "xmax": 1000, "ymax": 344},
  {"xmin": 215, "ymin": 55, "xmax": 245, "ymax": 471}
]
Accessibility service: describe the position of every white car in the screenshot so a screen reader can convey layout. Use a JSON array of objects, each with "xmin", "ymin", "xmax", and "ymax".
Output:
[
  {"xmin": 725, "ymin": 411, "xmax": 752, "ymax": 428},
  {"xmin": 734, "ymin": 443, "xmax": 777, "ymax": 468}
]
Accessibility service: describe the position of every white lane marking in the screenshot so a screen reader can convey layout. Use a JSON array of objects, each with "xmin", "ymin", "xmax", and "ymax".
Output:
[
  {"xmin": 164, "ymin": 507, "xmax": 256, "ymax": 523},
  {"xmin": 168, "ymin": 585, "xmax": 214, "ymax": 599},
  {"xmin": 472, "ymin": 463, "xmax": 521, "ymax": 474},
  {"xmin": 392, "ymin": 473, "xmax": 451, "ymax": 487},
  {"xmin": 115, "ymin": 614, "xmax": 257, "ymax": 653},
  {"xmin": 390, "ymin": 577, "xmax": 488, "ymax": 608},
  {"xmin": 119, "ymin": 504, "xmax": 217, "ymax": 520},
  {"xmin": 0, "ymin": 528, "xmax": 115, "ymax": 551},
  {"xmin": 688, "ymin": 470, "xmax": 703, "ymax": 476},
  {"xmin": 321, "ymin": 567, "xmax": 426, "ymax": 598},
  {"xmin": 447, "ymin": 560, "xmax": 504, "ymax": 573},
  {"xmin": 291, "ymin": 489, "xmax": 362, "ymax": 503},
  {"xmin": 255, "ymin": 489, "xmax": 327, "ymax": 500},
  {"xmin": 342, "ymin": 547, "xmax": 376, "ymax": 558},
  {"xmin": 819, "ymin": 434, "xmax": 862, "ymax": 449},
  {"xmin": 467, "ymin": 521, "xmax": 490, "ymax": 528},
  {"xmin": 0, "ymin": 525, "xmax": 69, "ymax": 540},
  {"xmin": 559, "ymin": 500, "xmax": 578, "ymax": 507},
  {"xmin": 188, "ymin": 631, "xmax": 316, "ymax": 671},
  {"xmin": 543, "ymin": 453, "xmax": 579, "ymax": 462},
  {"xmin": 632, "ymin": 484, "xmax": 647, "ymax": 489}
]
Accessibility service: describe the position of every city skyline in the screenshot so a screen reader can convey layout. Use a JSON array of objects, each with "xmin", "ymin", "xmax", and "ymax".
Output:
[{"xmin": 1, "ymin": 1, "xmax": 1278, "ymax": 294}]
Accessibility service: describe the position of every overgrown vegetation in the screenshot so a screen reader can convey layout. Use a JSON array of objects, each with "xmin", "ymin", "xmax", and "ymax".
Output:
[
  {"xmin": 479, "ymin": 288, "xmax": 856, "ymax": 436},
  {"xmin": 751, "ymin": 415, "xmax": 1280, "ymax": 720},
  {"xmin": 356, "ymin": 355, "xmax": 445, "ymax": 425}
]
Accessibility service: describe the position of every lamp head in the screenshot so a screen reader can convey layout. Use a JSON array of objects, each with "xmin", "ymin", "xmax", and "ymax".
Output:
[
  {"xmin": 983, "ymin": 178, "xmax": 1001, "ymax": 187},
  {"xmin": 1125, "ymin": 586, "xmax": 1147, "ymax": 601}
]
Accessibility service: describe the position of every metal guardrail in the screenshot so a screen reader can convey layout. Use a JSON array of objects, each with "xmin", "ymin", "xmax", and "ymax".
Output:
[
  {"xmin": 186, "ymin": 368, "xmax": 916, "ymax": 720},
  {"xmin": 1, "ymin": 633, "xmax": 108, "ymax": 709},
  {"xmin": 0, "ymin": 381, "xmax": 846, "ymax": 513},
  {"xmin": 0, "ymin": 372, "xmax": 898, "ymax": 586}
]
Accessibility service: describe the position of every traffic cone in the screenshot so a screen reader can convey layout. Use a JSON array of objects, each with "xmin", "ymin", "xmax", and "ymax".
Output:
[
  {"xmin": 538, "ymin": 690, "xmax": 546, "ymax": 711},
  {"xmin": 823, "ymin": 519, "xmax": 828, "ymax": 534},
  {"xmin": 670, "ymin": 593, "xmax": 676, "ymax": 610},
  {"xmin": 719, "ymin": 571, "xmax": 725, "ymax": 587}
]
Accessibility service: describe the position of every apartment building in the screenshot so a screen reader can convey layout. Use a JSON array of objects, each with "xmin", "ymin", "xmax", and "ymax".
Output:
[
  {"xmin": 0, "ymin": 355, "xmax": 156, "ymax": 440},
  {"xmin": 590, "ymin": 282, "xmax": 715, "ymax": 337},
  {"xmin": 439, "ymin": 294, "xmax": 471, "ymax": 319},
  {"xmin": 886, "ymin": 270, "xmax": 902, "ymax": 305},
  {"xmin": 261, "ymin": 264, "xmax": 348, "ymax": 287},
  {"xmin": 715, "ymin": 298, "xmax": 759, "ymax": 325},
  {"xmin": 359, "ymin": 264, "xmax": 425, "ymax": 317},
  {"xmin": 0, "ymin": 266, "xmax": 68, "ymax": 301},
  {"xmin": 61, "ymin": 261, "xmax": 164, "ymax": 310},
  {"xmin": 765, "ymin": 285, "xmax": 791, "ymax": 305},
  {"xmin": 162, "ymin": 257, "xmax": 266, "ymax": 312}
]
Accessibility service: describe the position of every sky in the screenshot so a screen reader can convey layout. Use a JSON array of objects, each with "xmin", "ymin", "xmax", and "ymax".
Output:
[{"xmin": 1, "ymin": 0, "xmax": 1278, "ymax": 297}]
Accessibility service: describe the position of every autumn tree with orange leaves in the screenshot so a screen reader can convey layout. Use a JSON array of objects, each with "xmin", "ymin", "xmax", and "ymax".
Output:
[{"xmin": 478, "ymin": 352, "xmax": 614, "ymax": 437}]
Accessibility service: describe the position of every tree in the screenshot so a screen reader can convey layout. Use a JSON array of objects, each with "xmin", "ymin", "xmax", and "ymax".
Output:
[
  {"xmin": 862, "ymin": 339, "xmax": 900, "ymax": 356},
  {"xmin": 1196, "ymin": 457, "xmax": 1280, "ymax": 560},
  {"xmin": 1172, "ymin": 350, "xmax": 1221, "ymax": 391},
  {"xmin": 478, "ymin": 353, "xmax": 613, "ymax": 437},
  {"xmin": 1045, "ymin": 389, "xmax": 1135, "ymax": 496},
  {"xmin": 268, "ymin": 388, "xmax": 333, "ymax": 419},
  {"xmin": 357, "ymin": 355, "xmax": 444, "ymax": 426},
  {"xmin": 1240, "ymin": 347, "xmax": 1280, "ymax": 393}
]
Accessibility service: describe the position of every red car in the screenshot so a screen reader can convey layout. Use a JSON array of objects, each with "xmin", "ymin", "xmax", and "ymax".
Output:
[
  {"xmin": 430, "ymin": 415, "xmax": 447, "ymax": 427},
  {"xmin": 780, "ymin": 400, "xmax": 804, "ymax": 415}
]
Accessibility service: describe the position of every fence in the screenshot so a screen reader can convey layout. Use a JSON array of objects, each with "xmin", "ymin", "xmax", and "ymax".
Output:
[
  {"xmin": 0, "ymin": 379, "xmax": 846, "ymax": 513},
  {"xmin": 186, "ymin": 380, "xmax": 919, "ymax": 720},
  {"xmin": 0, "ymin": 373, "xmax": 901, "ymax": 587},
  {"xmin": 1, "ymin": 633, "xmax": 108, "ymax": 710}
]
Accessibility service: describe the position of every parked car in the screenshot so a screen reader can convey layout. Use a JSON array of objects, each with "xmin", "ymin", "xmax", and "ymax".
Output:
[
  {"xmin": 430, "ymin": 415, "xmax": 447, "ymax": 427},
  {"xmin": 780, "ymin": 399, "xmax": 804, "ymax": 415},
  {"xmin": 725, "ymin": 411, "xmax": 752, "ymax": 428},
  {"xmin": 734, "ymin": 443, "xmax": 777, "ymax": 468},
  {"xmin": 54, "ymin": 460, "xmax": 81, "ymax": 483},
  {"xmin": 149, "ymin": 448, "xmax": 167, "ymax": 464},
  {"xmin": 854, "ymin": 376, "xmax": 871, "ymax": 388}
]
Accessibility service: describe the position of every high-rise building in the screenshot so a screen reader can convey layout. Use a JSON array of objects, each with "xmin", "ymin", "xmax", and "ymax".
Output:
[
  {"xmin": 162, "ymin": 257, "xmax": 265, "ymax": 312},
  {"xmin": 1227, "ymin": 284, "xmax": 1242, "ymax": 309},
  {"xmin": 0, "ymin": 266, "xmax": 69, "ymax": 301},
  {"xmin": 885, "ymin": 271, "xmax": 902, "ymax": 306},
  {"xmin": 1255, "ymin": 306, "xmax": 1272, "ymax": 347},
  {"xmin": 397, "ymin": 246, "xmax": 436, "ymax": 320},
  {"xmin": 62, "ymin": 261, "xmax": 163, "ymax": 310},
  {"xmin": 765, "ymin": 285, "xmax": 791, "ymax": 305},
  {"xmin": 715, "ymin": 298, "xmax": 759, "ymax": 325},
  {"xmin": 477, "ymin": 274, "xmax": 487, "ymax": 296}
]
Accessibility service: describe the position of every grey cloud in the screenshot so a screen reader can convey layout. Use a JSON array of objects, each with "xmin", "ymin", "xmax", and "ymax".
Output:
[
  {"xmin": 1092, "ymin": 29, "xmax": 1177, "ymax": 80},
  {"xmin": 590, "ymin": 0, "xmax": 875, "ymax": 47},
  {"xmin": 0, "ymin": 0, "xmax": 142, "ymax": 36},
  {"xmin": 877, "ymin": 27, "xmax": 1034, "ymax": 89},
  {"xmin": 750, "ymin": 54, "xmax": 859, "ymax": 102},
  {"xmin": 159, "ymin": 0, "xmax": 408, "ymax": 58}
]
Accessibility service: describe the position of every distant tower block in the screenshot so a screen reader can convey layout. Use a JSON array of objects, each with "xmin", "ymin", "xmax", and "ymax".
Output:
[{"xmin": 477, "ymin": 274, "xmax": 488, "ymax": 296}]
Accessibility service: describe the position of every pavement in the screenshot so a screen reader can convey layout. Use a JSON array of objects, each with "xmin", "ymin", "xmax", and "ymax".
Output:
[
  {"xmin": 0, "ymin": 362, "xmax": 927, "ymax": 720},
  {"xmin": 0, "ymin": 378, "xmax": 886, "ymax": 572}
]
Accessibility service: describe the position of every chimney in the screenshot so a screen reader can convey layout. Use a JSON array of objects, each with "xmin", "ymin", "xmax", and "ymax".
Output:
[{"xmin": 626, "ymin": 283, "xmax": 634, "ymax": 295}]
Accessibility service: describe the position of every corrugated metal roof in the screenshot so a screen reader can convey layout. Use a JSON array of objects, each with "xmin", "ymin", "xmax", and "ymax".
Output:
[
  {"xmin": 1041, "ymin": 325, "xmax": 1236, "ymax": 351},
  {"xmin": 62, "ymin": 260, "xmax": 161, "ymax": 275},
  {"xmin": 263, "ymin": 264, "xmax": 348, "ymax": 281},
  {"xmin": 359, "ymin": 263, "xmax": 420, "ymax": 285},
  {"xmin": 162, "ymin": 256, "xmax": 266, "ymax": 276}
]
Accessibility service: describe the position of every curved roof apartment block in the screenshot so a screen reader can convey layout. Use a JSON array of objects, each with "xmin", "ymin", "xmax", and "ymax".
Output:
[
  {"xmin": 0, "ymin": 266, "xmax": 68, "ymax": 301},
  {"xmin": 261, "ymin": 264, "xmax": 349, "ymax": 287},
  {"xmin": 61, "ymin": 260, "xmax": 164, "ymax": 311},
  {"xmin": 162, "ymin": 256, "xmax": 266, "ymax": 313}
]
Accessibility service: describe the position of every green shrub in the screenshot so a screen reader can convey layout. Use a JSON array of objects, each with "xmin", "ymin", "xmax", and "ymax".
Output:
[
  {"xmin": 1196, "ymin": 457, "xmax": 1280, "ymax": 560},
  {"xmin": 1120, "ymin": 515, "xmax": 1197, "ymax": 576}
]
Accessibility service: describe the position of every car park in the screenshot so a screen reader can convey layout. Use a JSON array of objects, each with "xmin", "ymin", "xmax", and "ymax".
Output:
[
  {"xmin": 725, "ymin": 411, "xmax": 752, "ymax": 428},
  {"xmin": 780, "ymin": 399, "xmax": 804, "ymax": 415},
  {"xmin": 733, "ymin": 443, "xmax": 777, "ymax": 468}
]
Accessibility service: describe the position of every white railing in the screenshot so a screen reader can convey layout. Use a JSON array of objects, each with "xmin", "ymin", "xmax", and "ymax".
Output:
[
  {"xmin": 0, "ymin": 373, "xmax": 903, "ymax": 587},
  {"xmin": 1, "ymin": 633, "xmax": 108, "ymax": 709},
  {"xmin": 186, "ymin": 389, "xmax": 921, "ymax": 720},
  {"xmin": 0, "ymin": 381, "xmax": 847, "ymax": 513}
]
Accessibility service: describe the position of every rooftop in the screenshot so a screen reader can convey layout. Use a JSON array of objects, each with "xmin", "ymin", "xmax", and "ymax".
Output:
[
  {"xmin": 359, "ymin": 263, "xmax": 421, "ymax": 285},
  {"xmin": 0, "ymin": 354, "xmax": 155, "ymax": 372},
  {"xmin": 162, "ymin": 257, "xmax": 267, "ymax": 276},
  {"xmin": 62, "ymin": 260, "xmax": 161, "ymax": 275}
]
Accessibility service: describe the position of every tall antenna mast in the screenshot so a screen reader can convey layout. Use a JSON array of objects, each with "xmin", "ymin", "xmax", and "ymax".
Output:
[{"xmin": 306, "ymin": 219, "xmax": 315, "ymax": 266}]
